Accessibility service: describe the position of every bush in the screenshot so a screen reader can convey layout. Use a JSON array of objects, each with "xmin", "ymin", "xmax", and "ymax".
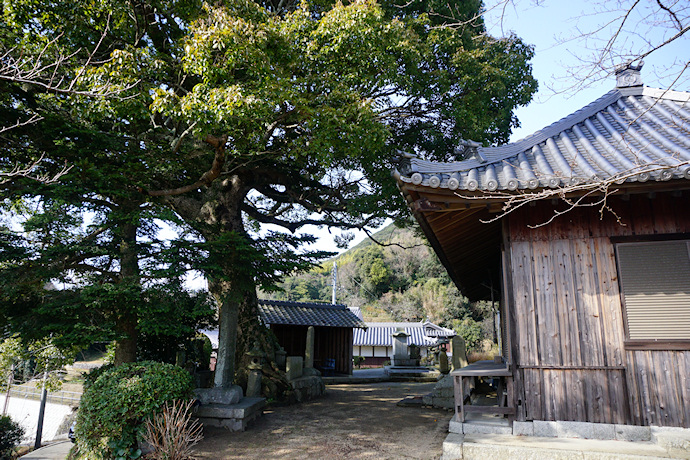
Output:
[
  {"xmin": 143, "ymin": 400, "xmax": 203, "ymax": 460},
  {"xmin": 0, "ymin": 415, "xmax": 24, "ymax": 460},
  {"xmin": 75, "ymin": 361, "xmax": 193, "ymax": 459}
]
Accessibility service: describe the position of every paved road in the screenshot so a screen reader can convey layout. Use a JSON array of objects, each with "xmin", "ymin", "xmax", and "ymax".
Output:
[{"xmin": 22, "ymin": 441, "xmax": 73, "ymax": 460}]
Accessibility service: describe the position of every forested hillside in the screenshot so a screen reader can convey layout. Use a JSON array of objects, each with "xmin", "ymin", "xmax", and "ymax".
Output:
[{"xmin": 264, "ymin": 225, "xmax": 495, "ymax": 351}]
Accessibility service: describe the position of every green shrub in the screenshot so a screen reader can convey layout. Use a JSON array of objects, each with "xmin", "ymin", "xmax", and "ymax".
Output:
[
  {"xmin": 74, "ymin": 361, "xmax": 193, "ymax": 459},
  {"xmin": 0, "ymin": 415, "xmax": 24, "ymax": 460}
]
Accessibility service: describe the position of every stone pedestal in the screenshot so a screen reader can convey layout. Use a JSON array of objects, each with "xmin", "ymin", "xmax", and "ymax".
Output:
[
  {"xmin": 423, "ymin": 373, "xmax": 454, "ymax": 409},
  {"xmin": 195, "ymin": 386, "xmax": 243, "ymax": 405},
  {"xmin": 194, "ymin": 386, "xmax": 264, "ymax": 432},
  {"xmin": 194, "ymin": 397, "xmax": 265, "ymax": 431}
]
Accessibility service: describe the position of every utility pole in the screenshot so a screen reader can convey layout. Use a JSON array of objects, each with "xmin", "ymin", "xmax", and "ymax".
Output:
[
  {"xmin": 331, "ymin": 261, "xmax": 337, "ymax": 304},
  {"xmin": 34, "ymin": 371, "xmax": 48, "ymax": 449},
  {"xmin": 2, "ymin": 364, "xmax": 13, "ymax": 415}
]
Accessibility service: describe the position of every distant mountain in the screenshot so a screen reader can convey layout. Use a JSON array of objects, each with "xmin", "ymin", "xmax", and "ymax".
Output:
[{"xmin": 264, "ymin": 224, "xmax": 492, "ymax": 338}]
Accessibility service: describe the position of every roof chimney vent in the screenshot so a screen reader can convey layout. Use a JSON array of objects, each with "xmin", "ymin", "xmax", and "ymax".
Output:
[{"xmin": 615, "ymin": 62, "xmax": 644, "ymax": 88}]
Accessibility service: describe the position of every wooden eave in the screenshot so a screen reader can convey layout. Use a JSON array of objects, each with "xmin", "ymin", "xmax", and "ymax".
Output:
[{"xmin": 400, "ymin": 179, "xmax": 690, "ymax": 302}]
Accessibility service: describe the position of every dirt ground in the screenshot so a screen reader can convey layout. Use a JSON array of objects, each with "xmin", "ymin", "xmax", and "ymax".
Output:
[{"xmin": 192, "ymin": 381, "xmax": 453, "ymax": 459}]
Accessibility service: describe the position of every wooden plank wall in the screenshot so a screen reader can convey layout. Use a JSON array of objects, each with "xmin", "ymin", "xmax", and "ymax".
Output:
[
  {"xmin": 315, "ymin": 327, "xmax": 354, "ymax": 375},
  {"xmin": 507, "ymin": 192, "xmax": 690, "ymax": 427}
]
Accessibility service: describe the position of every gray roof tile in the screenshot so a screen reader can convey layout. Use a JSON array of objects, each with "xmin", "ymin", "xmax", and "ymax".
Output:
[
  {"xmin": 258, "ymin": 299, "xmax": 367, "ymax": 329},
  {"xmin": 395, "ymin": 81, "xmax": 690, "ymax": 191}
]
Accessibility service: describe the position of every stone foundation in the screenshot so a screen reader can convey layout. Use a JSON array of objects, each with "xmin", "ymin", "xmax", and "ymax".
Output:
[
  {"xmin": 443, "ymin": 418, "xmax": 690, "ymax": 460},
  {"xmin": 290, "ymin": 375, "xmax": 325, "ymax": 402},
  {"xmin": 423, "ymin": 374, "xmax": 454, "ymax": 409},
  {"xmin": 195, "ymin": 397, "xmax": 265, "ymax": 431}
]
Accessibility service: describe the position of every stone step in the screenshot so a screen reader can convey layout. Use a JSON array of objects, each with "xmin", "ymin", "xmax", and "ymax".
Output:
[{"xmin": 442, "ymin": 432, "xmax": 681, "ymax": 460}]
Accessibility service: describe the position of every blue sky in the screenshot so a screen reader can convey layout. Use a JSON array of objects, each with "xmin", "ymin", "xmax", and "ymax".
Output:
[{"xmin": 483, "ymin": 0, "xmax": 689, "ymax": 140}]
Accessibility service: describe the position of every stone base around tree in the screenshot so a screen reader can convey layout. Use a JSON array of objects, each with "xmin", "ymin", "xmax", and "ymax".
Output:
[
  {"xmin": 194, "ymin": 397, "xmax": 266, "ymax": 431},
  {"xmin": 290, "ymin": 375, "xmax": 325, "ymax": 402}
]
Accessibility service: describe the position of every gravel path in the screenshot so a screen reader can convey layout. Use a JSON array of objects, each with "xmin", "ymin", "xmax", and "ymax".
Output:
[{"xmin": 193, "ymin": 381, "xmax": 452, "ymax": 459}]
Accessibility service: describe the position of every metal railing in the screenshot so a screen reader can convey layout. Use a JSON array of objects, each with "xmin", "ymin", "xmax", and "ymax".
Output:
[{"xmin": 4, "ymin": 384, "xmax": 82, "ymax": 406}]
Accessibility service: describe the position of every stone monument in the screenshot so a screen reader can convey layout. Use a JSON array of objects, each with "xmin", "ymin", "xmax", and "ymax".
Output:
[
  {"xmin": 386, "ymin": 328, "xmax": 437, "ymax": 378},
  {"xmin": 392, "ymin": 329, "xmax": 413, "ymax": 366},
  {"xmin": 423, "ymin": 336, "xmax": 469, "ymax": 409},
  {"xmin": 303, "ymin": 325, "xmax": 321, "ymax": 377},
  {"xmin": 451, "ymin": 336, "xmax": 468, "ymax": 371}
]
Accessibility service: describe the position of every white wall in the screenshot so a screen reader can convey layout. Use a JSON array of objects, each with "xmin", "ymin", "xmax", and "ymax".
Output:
[{"xmin": 1, "ymin": 394, "xmax": 72, "ymax": 445}]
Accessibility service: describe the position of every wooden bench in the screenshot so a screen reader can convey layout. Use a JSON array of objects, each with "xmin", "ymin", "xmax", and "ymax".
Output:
[{"xmin": 451, "ymin": 360, "xmax": 515, "ymax": 422}]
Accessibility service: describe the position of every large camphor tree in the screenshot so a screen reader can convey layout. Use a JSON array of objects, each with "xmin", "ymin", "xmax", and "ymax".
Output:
[{"xmin": 1, "ymin": 0, "xmax": 536, "ymax": 393}]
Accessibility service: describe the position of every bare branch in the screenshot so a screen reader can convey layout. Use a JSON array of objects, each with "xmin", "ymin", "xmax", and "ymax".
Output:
[
  {"xmin": 0, "ymin": 154, "xmax": 72, "ymax": 188},
  {"xmin": 146, "ymin": 135, "xmax": 228, "ymax": 197},
  {"xmin": 454, "ymin": 161, "xmax": 690, "ymax": 227}
]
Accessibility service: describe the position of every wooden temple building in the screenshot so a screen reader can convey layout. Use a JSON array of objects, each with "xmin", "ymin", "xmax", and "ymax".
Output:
[{"xmin": 394, "ymin": 65, "xmax": 690, "ymax": 428}]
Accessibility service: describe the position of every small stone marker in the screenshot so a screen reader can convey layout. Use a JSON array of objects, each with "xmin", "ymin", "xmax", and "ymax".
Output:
[
  {"xmin": 246, "ymin": 343, "xmax": 263, "ymax": 397},
  {"xmin": 409, "ymin": 344, "xmax": 421, "ymax": 363},
  {"xmin": 275, "ymin": 346, "xmax": 287, "ymax": 370},
  {"xmin": 286, "ymin": 356, "xmax": 303, "ymax": 381},
  {"xmin": 247, "ymin": 371, "xmax": 262, "ymax": 397},
  {"xmin": 451, "ymin": 336, "xmax": 468, "ymax": 371},
  {"xmin": 439, "ymin": 351, "xmax": 449, "ymax": 374}
]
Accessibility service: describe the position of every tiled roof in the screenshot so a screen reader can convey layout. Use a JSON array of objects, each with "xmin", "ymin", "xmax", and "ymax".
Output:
[
  {"xmin": 258, "ymin": 299, "xmax": 367, "ymax": 329},
  {"xmin": 353, "ymin": 321, "xmax": 455, "ymax": 347},
  {"xmin": 422, "ymin": 320, "xmax": 457, "ymax": 338},
  {"xmin": 348, "ymin": 306, "xmax": 363, "ymax": 320},
  {"xmin": 394, "ymin": 68, "xmax": 690, "ymax": 192}
]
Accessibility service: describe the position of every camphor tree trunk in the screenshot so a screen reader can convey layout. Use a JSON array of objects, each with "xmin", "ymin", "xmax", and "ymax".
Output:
[{"xmin": 169, "ymin": 174, "xmax": 291, "ymax": 396}]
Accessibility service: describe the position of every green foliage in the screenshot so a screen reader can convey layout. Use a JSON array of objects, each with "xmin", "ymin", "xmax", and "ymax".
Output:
[
  {"xmin": 1, "ymin": 0, "xmax": 534, "ymax": 376},
  {"xmin": 353, "ymin": 356, "xmax": 365, "ymax": 368},
  {"xmin": 0, "ymin": 335, "xmax": 75, "ymax": 391},
  {"xmin": 269, "ymin": 224, "xmax": 496, "ymax": 346},
  {"xmin": 450, "ymin": 318, "xmax": 483, "ymax": 352},
  {"xmin": 74, "ymin": 362, "xmax": 194, "ymax": 458},
  {"xmin": 0, "ymin": 415, "xmax": 24, "ymax": 460},
  {"xmin": 106, "ymin": 440, "xmax": 141, "ymax": 460}
]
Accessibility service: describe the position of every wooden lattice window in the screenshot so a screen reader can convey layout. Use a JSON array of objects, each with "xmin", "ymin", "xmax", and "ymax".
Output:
[{"xmin": 616, "ymin": 239, "xmax": 690, "ymax": 349}]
